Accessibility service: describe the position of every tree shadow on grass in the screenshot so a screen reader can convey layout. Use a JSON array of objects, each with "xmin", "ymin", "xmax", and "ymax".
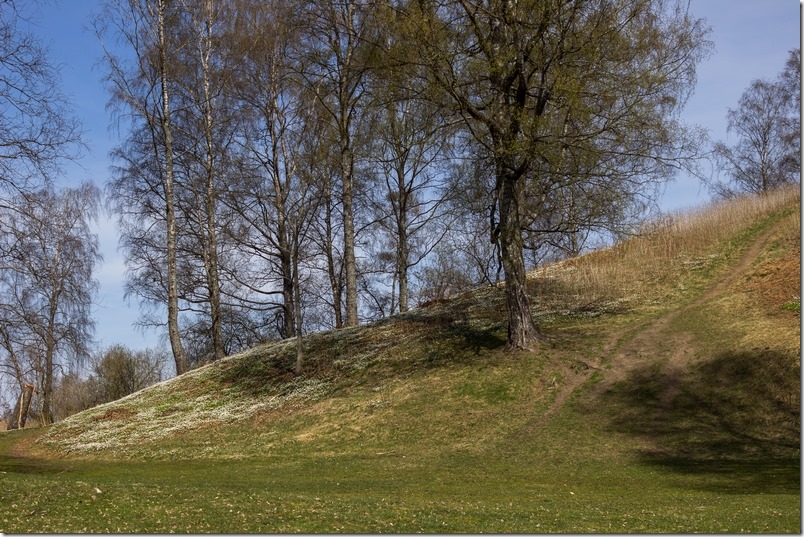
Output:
[
  {"xmin": 367, "ymin": 314, "xmax": 507, "ymax": 370},
  {"xmin": 426, "ymin": 317, "xmax": 508, "ymax": 355},
  {"xmin": 215, "ymin": 309, "xmax": 508, "ymax": 398},
  {"xmin": 642, "ymin": 456, "xmax": 799, "ymax": 495},
  {"xmin": 596, "ymin": 348, "xmax": 800, "ymax": 494},
  {"xmin": 0, "ymin": 453, "xmax": 63, "ymax": 475}
]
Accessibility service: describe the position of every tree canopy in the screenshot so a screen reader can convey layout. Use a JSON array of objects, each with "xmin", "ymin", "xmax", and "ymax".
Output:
[{"xmin": 400, "ymin": 0, "xmax": 711, "ymax": 348}]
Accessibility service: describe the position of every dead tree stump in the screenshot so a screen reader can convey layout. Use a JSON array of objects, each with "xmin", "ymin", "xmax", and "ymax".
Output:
[{"xmin": 7, "ymin": 383, "xmax": 35, "ymax": 430}]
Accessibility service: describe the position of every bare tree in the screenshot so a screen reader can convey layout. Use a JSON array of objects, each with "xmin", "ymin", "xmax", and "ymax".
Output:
[
  {"xmin": 222, "ymin": 0, "xmax": 307, "ymax": 339},
  {"xmin": 99, "ymin": 0, "xmax": 189, "ymax": 374},
  {"xmin": 712, "ymin": 48, "xmax": 801, "ymax": 197},
  {"xmin": 307, "ymin": 126, "xmax": 347, "ymax": 329},
  {"xmin": 297, "ymin": 0, "xmax": 383, "ymax": 327},
  {"xmin": 0, "ymin": 183, "xmax": 100, "ymax": 424},
  {"xmin": 168, "ymin": 0, "xmax": 255, "ymax": 363},
  {"xmin": 363, "ymin": 62, "xmax": 457, "ymax": 315},
  {"xmin": 779, "ymin": 49, "xmax": 801, "ymax": 176},
  {"xmin": 51, "ymin": 372, "xmax": 94, "ymax": 422},
  {"xmin": 0, "ymin": 1, "xmax": 83, "ymax": 198}
]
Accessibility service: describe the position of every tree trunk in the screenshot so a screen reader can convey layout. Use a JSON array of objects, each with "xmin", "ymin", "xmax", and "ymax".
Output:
[
  {"xmin": 322, "ymin": 175, "xmax": 343, "ymax": 328},
  {"xmin": 158, "ymin": 0, "xmax": 188, "ymax": 375},
  {"xmin": 497, "ymin": 169, "xmax": 540, "ymax": 350},
  {"xmin": 342, "ymin": 145, "xmax": 359, "ymax": 327},
  {"xmin": 280, "ymin": 247, "xmax": 296, "ymax": 339},
  {"xmin": 397, "ymin": 208, "xmax": 409, "ymax": 313},
  {"xmin": 42, "ymin": 348, "xmax": 54, "ymax": 425},
  {"xmin": 41, "ymin": 298, "xmax": 59, "ymax": 425},
  {"xmin": 277, "ymin": 190, "xmax": 295, "ymax": 339},
  {"xmin": 398, "ymin": 258, "xmax": 408, "ymax": 313},
  {"xmin": 204, "ymin": 181, "xmax": 224, "ymax": 361},
  {"xmin": 8, "ymin": 383, "xmax": 34, "ymax": 430},
  {"xmin": 293, "ymin": 243, "xmax": 304, "ymax": 375},
  {"xmin": 200, "ymin": 0, "xmax": 224, "ymax": 362},
  {"xmin": 274, "ymin": 162, "xmax": 294, "ymax": 339}
]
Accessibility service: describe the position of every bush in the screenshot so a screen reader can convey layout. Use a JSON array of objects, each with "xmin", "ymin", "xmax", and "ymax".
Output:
[{"xmin": 50, "ymin": 345, "xmax": 169, "ymax": 421}]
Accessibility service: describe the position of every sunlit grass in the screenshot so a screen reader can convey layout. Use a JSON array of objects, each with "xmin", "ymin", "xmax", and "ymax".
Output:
[{"xmin": 1, "ymin": 404, "xmax": 798, "ymax": 534}]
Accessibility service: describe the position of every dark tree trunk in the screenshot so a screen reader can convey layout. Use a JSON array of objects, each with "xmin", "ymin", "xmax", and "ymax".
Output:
[
  {"xmin": 293, "ymin": 245, "xmax": 304, "ymax": 375},
  {"xmin": 497, "ymin": 169, "xmax": 541, "ymax": 350},
  {"xmin": 281, "ymin": 248, "xmax": 296, "ymax": 339},
  {"xmin": 341, "ymin": 145, "xmax": 359, "ymax": 327},
  {"xmin": 396, "ymin": 165, "xmax": 409, "ymax": 313},
  {"xmin": 323, "ymin": 176, "xmax": 344, "ymax": 328}
]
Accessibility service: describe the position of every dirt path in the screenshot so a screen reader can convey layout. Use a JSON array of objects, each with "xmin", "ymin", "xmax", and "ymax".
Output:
[
  {"xmin": 595, "ymin": 221, "xmax": 781, "ymax": 394},
  {"xmin": 539, "ymin": 221, "xmax": 783, "ymax": 419}
]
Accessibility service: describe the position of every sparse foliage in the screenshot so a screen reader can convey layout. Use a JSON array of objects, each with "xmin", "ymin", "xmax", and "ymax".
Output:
[
  {"xmin": 0, "ymin": 183, "xmax": 101, "ymax": 424},
  {"xmin": 402, "ymin": 0, "xmax": 711, "ymax": 349},
  {"xmin": 362, "ymin": 97, "xmax": 457, "ymax": 314},
  {"xmin": 711, "ymin": 48, "xmax": 801, "ymax": 197},
  {"xmin": 97, "ymin": 0, "xmax": 712, "ymax": 367},
  {"xmin": 0, "ymin": 1, "xmax": 83, "ymax": 198},
  {"xmin": 100, "ymin": 0, "xmax": 197, "ymax": 374},
  {"xmin": 297, "ymin": 0, "xmax": 384, "ymax": 327}
]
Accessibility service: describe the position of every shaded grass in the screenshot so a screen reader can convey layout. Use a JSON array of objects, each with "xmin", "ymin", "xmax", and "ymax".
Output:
[
  {"xmin": 598, "ymin": 348, "xmax": 800, "ymax": 462},
  {"xmin": 5, "ymin": 329, "xmax": 797, "ymax": 533}
]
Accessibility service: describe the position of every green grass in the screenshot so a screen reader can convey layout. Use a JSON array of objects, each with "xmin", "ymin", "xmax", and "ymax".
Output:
[
  {"xmin": 1, "ymin": 403, "xmax": 798, "ymax": 533},
  {"xmin": 780, "ymin": 298, "xmax": 800, "ymax": 312},
  {"xmin": 1, "ymin": 424, "xmax": 798, "ymax": 533},
  {"xmin": 0, "ymin": 189, "xmax": 800, "ymax": 533}
]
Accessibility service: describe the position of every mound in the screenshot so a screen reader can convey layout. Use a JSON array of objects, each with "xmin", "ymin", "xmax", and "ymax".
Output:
[{"xmin": 38, "ymin": 187, "xmax": 799, "ymax": 465}]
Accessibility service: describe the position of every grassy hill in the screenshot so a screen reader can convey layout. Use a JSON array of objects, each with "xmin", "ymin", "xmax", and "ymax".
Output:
[{"xmin": 0, "ymin": 187, "xmax": 799, "ymax": 533}]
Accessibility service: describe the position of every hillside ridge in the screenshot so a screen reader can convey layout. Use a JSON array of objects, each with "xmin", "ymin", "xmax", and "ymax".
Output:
[
  {"xmin": 0, "ymin": 188, "xmax": 799, "ymax": 533},
  {"xmin": 33, "ymin": 188, "xmax": 800, "ymax": 463},
  {"xmin": 602, "ymin": 218, "xmax": 788, "ymax": 390}
]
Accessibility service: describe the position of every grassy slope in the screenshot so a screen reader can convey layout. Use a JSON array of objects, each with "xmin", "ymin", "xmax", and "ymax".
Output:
[{"xmin": 0, "ymin": 188, "xmax": 800, "ymax": 533}]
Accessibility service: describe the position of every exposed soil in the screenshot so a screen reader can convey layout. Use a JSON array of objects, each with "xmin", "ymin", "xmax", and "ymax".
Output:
[
  {"xmin": 94, "ymin": 408, "xmax": 138, "ymax": 421},
  {"xmin": 543, "ymin": 219, "xmax": 802, "ymax": 461},
  {"xmin": 525, "ymin": 210, "xmax": 799, "ymax": 431},
  {"xmin": 595, "ymin": 222, "xmax": 786, "ymax": 393},
  {"xmin": 536, "ymin": 219, "xmax": 795, "ymax": 424},
  {"xmin": 740, "ymin": 247, "xmax": 800, "ymax": 317}
]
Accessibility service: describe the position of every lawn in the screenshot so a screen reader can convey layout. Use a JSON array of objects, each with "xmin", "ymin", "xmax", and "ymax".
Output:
[{"xmin": 1, "ymin": 408, "xmax": 799, "ymax": 533}]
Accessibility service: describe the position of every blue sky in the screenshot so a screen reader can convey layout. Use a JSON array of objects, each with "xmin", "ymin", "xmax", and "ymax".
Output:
[{"xmin": 22, "ymin": 0, "xmax": 803, "ymax": 354}]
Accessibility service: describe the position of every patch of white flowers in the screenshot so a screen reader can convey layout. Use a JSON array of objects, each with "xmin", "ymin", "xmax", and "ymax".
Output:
[{"xmin": 40, "ymin": 368, "xmax": 332, "ymax": 456}]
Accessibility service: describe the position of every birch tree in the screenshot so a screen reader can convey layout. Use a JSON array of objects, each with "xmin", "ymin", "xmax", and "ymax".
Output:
[
  {"xmin": 0, "ymin": 1, "xmax": 82, "ymax": 198},
  {"xmin": 99, "ymin": 0, "xmax": 189, "ymax": 374},
  {"xmin": 298, "ymin": 0, "xmax": 382, "ymax": 327},
  {"xmin": 712, "ymin": 48, "xmax": 801, "ymax": 197},
  {"xmin": 0, "ymin": 184, "xmax": 100, "ymax": 424}
]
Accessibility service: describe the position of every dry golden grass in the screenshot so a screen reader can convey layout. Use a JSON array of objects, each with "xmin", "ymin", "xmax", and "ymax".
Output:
[
  {"xmin": 703, "ymin": 207, "xmax": 801, "ymax": 353},
  {"xmin": 531, "ymin": 185, "xmax": 801, "ymax": 312}
]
